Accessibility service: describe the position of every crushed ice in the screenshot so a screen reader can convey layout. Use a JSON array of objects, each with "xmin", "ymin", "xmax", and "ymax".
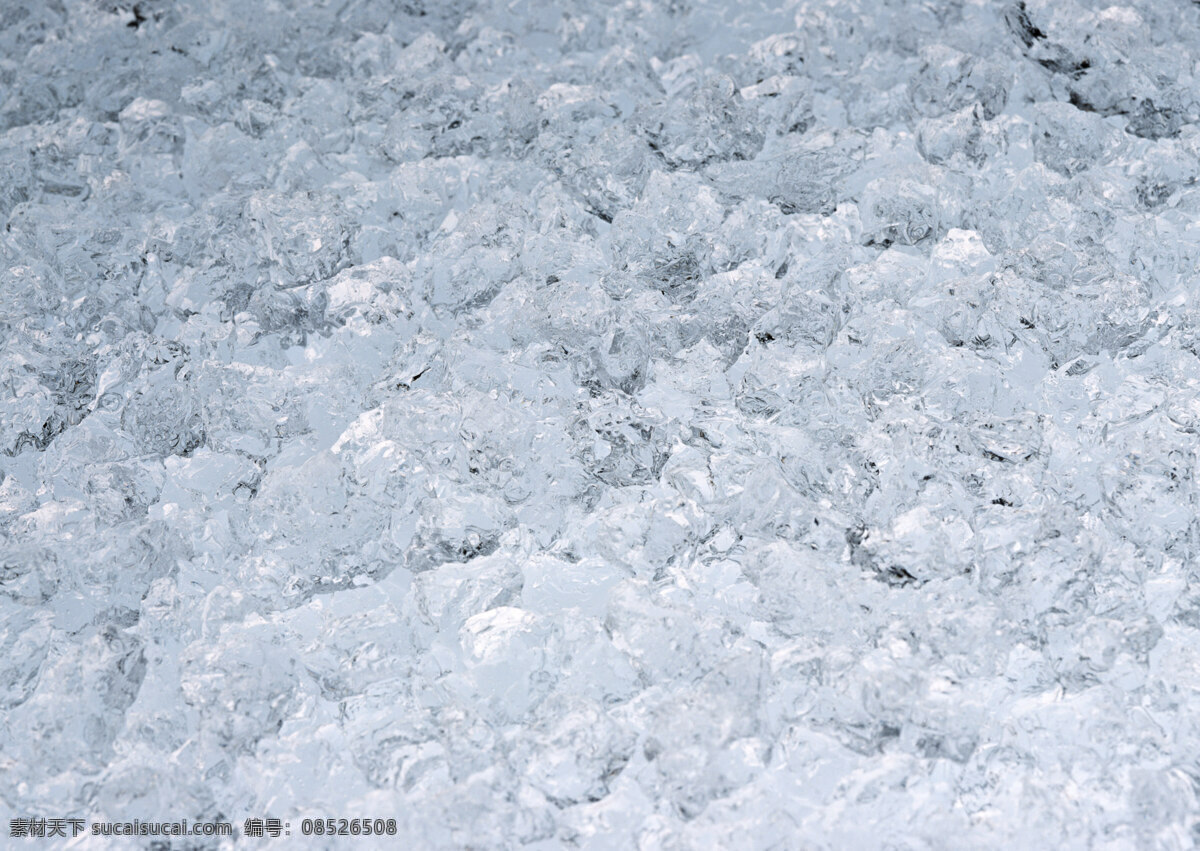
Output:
[{"xmin": 3, "ymin": 0, "xmax": 1200, "ymax": 847}]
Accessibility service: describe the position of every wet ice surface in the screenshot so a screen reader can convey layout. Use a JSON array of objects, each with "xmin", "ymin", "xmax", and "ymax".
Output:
[{"xmin": 3, "ymin": 0, "xmax": 1200, "ymax": 847}]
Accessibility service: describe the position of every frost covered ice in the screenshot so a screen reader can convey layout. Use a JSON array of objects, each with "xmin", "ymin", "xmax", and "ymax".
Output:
[{"xmin": 4, "ymin": 0, "xmax": 1200, "ymax": 847}]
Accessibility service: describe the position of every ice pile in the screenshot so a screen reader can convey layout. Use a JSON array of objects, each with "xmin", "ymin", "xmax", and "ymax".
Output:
[{"xmin": 3, "ymin": 0, "xmax": 1200, "ymax": 847}]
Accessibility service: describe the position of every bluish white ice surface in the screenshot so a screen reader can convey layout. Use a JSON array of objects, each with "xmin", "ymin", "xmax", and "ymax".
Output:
[{"xmin": 3, "ymin": 0, "xmax": 1200, "ymax": 847}]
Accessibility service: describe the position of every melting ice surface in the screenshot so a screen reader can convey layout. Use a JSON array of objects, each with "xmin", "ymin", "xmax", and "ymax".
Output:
[{"xmin": 3, "ymin": 0, "xmax": 1200, "ymax": 847}]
